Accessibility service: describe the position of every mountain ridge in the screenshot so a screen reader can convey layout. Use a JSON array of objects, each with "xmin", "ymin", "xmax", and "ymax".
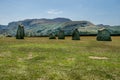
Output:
[{"xmin": 0, "ymin": 18, "xmax": 120, "ymax": 36}]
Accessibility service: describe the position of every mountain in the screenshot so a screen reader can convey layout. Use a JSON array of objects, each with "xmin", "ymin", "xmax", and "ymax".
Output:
[
  {"xmin": 0, "ymin": 18, "xmax": 120, "ymax": 36},
  {"xmin": 59, "ymin": 21, "xmax": 97, "ymax": 36},
  {"xmin": 0, "ymin": 25, "xmax": 8, "ymax": 34},
  {"xmin": 52, "ymin": 18, "xmax": 72, "ymax": 22},
  {"xmin": 6, "ymin": 18, "xmax": 72, "ymax": 36},
  {"xmin": 96, "ymin": 24, "xmax": 120, "ymax": 35},
  {"xmin": 0, "ymin": 25, "xmax": 8, "ymax": 29},
  {"xmin": 6, "ymin": 18, "xmax": 97, "ymax": 36}
]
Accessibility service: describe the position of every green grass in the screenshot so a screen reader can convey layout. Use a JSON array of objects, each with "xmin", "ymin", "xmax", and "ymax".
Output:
[{"xmin": 0, "ymin": 36, "xmax": 120, "ymax": 80}]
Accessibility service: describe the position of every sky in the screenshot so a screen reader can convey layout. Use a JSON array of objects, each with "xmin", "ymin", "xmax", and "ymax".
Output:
[{"xmin": 0, "ymin": 0, "xmax": 120, "ymax": 25}]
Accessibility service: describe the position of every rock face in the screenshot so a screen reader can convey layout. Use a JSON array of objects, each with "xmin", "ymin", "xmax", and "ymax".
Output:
[
  {"xmin": 58, "ymin": 30, "xmax": 65, "ymax": 39},
  {"xmin": 16, "ymin": 25, "xmax": 25, "ymax": 39},
  {"xmin": 49, "ymin": 33, "xmax": 56, "ymax": 39},
  {"xmin": 72, "ymin": 29, "xmax": 80, "ymax": 40},
  {"xmin": 96, "ymin": 28, "xmax": 112, "ymax": 41}
]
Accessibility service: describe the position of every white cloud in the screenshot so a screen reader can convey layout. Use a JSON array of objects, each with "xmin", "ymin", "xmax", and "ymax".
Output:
[{"xmin": 47, "ymin": 9, "xmax": 63, "ymax": 15}]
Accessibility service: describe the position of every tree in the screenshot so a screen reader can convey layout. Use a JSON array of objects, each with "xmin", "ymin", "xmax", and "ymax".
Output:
[
  {"xmin": 16, "ymin": 24, "xmax": 25, "ymax": 39},
  {"xmin": 72, "ymin": 29, "xmax": 80, "ymax": 40}
]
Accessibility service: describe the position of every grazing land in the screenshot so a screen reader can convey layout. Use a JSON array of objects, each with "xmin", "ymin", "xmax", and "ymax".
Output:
[{"xmin": 0, "ymin": 36, "xmax": 120, "ymax": 80}]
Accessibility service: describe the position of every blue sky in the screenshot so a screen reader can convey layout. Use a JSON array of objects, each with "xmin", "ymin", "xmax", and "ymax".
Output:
[{"xmin": 0, "ymin": 0, "xmax": 120, "ymax": 25}]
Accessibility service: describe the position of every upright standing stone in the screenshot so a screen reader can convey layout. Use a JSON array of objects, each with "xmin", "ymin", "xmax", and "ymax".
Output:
[
  {"xmin": 58, "ymin": 30, "xmax": 65, "ymax": 39},
  {"xmin": 96, "ymin": 28, "xmax": 112, "ymax": 41},
  {"xmin": 72, "ymin": 29, "xmax": 80, "ymax": 40},
  {"xmin": 16, "ymin": 24, "xmax": 25, "ymax": 39},
  {"xmin": 49, "ymin": 33, "xmax": 56, "ymax": 39}
]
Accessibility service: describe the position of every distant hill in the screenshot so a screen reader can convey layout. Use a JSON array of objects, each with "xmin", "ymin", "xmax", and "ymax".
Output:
[
  {"xmin": 0, "ymin": 25, "xmax": 8, "ymax": 34},
  {"xmin": 96, "ymin": 24, "xmax": 120, "ymax": 35},
  {"xmin": 6, "ymin": 18, "xmax": 72, "ymax": 36},
  {"xmin": 0, "ymin": 18, "xmax": 120, "ymax": 36}
]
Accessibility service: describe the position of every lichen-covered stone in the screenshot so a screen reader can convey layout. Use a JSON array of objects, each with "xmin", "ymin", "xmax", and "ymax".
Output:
[
  {"xmin": 97, "ymin": 28, "xmax": 112, "ymax": 41},
  {"xmin": 72, "ymin": 29, "xmax": 80, "ymax": 40},
  {"xmin": 49, "ymin": 33, "xmax": 56, "ymax": 39},
  {"xmin": 16, "ymin": 25, "xmax": 25, "ymax": 39},
  {"xmin": 58, "ymin": 30, "xmax": 65, "ymax": 39}
]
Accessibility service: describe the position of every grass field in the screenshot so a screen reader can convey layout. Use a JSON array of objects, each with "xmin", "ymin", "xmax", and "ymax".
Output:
[{"xmin": 0, "ymin": 36, "xmax": 120, "ymax": 80}]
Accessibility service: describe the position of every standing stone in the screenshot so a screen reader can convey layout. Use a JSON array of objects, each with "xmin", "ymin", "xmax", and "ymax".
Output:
[
  {"xmin": 16, "ymin": 24, "xmax": 25, "ymax": 39},
  {"xmin": 96, "ymin": 28, "xmax": 112, "ymax": 41},
  {"xmin": 49, "ymin": 33, "xmax": 56, "ymax": 39},
  {"xmin": 72, "ymin": 29, "xmax": 80, "ymax": 40},
  {"xmin": 58, "ymin": 30, "xmax": 65, "ymax": 39}
]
